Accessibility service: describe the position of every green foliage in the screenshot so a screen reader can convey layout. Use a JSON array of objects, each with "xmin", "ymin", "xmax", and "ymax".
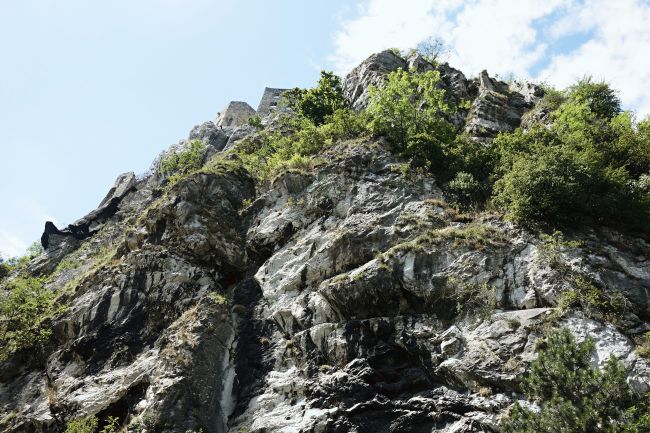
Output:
[
  {"xmin": 439, "ymin": 133, "xmax": 496, "ymax": 183},
  {"xmin": 2, "ymin": 241, "xmax": 45, "ymax": 272},
  {"xmin": 539, "ymin": 84, "xmax": 567, "ymax": 112},
  {"xmin": 492, "ymin": 116, "xmax": 649, "ymax": 230},
  {"xmin": 99, "ymin": 417, "xmax": 119, "ymax": 433},
  {"xmin": 367, "ymin": 68, "xmax": 456, "ymax": 168},
  {"xmin": 207, "ymin": 291, "xmax": 227, "ymax": 305},
  {"xmin": 446, "ymin": 278, "xmax": 497, "ymax": 319},
  {"xmin": 501, "ymin": 328, "xmax": 647, "ymax": 433},
  {"xmin": 489, "ymin": 77, "xmax": 650, "ymax": 232},
  {"xmin": 285, "ymin": 71, "xmax": 347, "ymax": 125},
  {"xmin": 160, "ymin": 140, "xmax": 207, "ymax": 186},
  {"xmin": 65, "ymin": 416, "xmax": 98, "ymax": 433},
  {"xmin": 65, "ymin": 415, "xmax": 120, "ymax": 433},
  {"xmin": 636, "ymin": 332, "xmax": 650, "ymax": 359},
  {"xmin": 247, "ymin": 114, "xmax": 263, "ymax": 129},
  {"xmin": 234, "ymin": 118, "xmax": 326, "ymax": 180},
  {"xmin": 233, "ymin": 106, "xmax": 369, "ymax": 181},
  {"xmin": 445, "ymin": 172, "xmax": 485, "ymax": 210},
  {"xmin": 536, "ymin": 230, "xmax": 581, "ymax": 268},
  {"xmin": 0, "ymin": 258, "xmax": 9, "ymax": 281},
  {"xmin": 555, "ymin": 276, "xmax": 628, "ymax": 323},
  {"xmin": 566, "ymin": 76, "xmax": 621, "ymax": 119},
  {"xmin": 26, "ymin": 242, "xmax": 44, "ymax": 257},
  {"xmin": 320, "ymin": 108, "xmax": 370, "ymax": 142},
  {"xmin": 0, "ymin": 276, "xmax": 63, "ymax": 361}
]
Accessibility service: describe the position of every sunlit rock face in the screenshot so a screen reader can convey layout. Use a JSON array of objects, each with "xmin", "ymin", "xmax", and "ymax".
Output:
[{"xmin": 1, "ymin": 51, "xmax": 648, "ymax": 433}]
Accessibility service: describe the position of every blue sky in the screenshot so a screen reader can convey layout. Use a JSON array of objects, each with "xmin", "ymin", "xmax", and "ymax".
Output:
[{"xmin": 2, "ymin": 0, "xmax": 650, "ymax": 257}]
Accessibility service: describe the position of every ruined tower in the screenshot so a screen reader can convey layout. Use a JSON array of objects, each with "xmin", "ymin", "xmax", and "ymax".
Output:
[{"xmin": 256, "ymin": 87, "xmax": 289, "ymax": 117}]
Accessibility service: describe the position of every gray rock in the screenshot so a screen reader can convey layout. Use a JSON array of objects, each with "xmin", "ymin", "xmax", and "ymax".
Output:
[
  {"xmin": 343, "ymin": 50, "xmax": 407, "ymax": 110},
  {"xmin": 3, "ymin": 52, "xmax": 649, "ymax": 433},
  {"xmin": 190, "ymin": 121, "xmax": 231, "ymax": 151}
]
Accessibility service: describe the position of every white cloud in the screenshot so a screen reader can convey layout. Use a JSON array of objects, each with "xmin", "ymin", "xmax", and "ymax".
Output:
[
  {"xmin": 0, "ymin": 230, "xmax": 27, "ymax": 259},
  {"xmin": 540, "ymin": 0, "xmax": 650, "ymax": 117},
  {"xmin": 330, "ymin": 0, "xmax": 650, "ymax": 116},
  {"xmin": 329, "ymin": 0, "xmax": 461, "ymax": 73},
  {"xmin": 329, "ymin": 0, "xmax": 564, "ymax": 76},
  {"xmin": 445, "ymin": 0, "xmax": 566, "ymax": 77}
]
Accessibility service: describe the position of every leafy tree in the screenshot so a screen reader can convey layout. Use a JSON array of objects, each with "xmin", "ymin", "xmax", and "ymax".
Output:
[
  {"xmin": 566, "ymin": 77, "xmax": 621, "ymax": 120},
  {"xmin": 415, "ymin": 36, "xmax": 448, "ymax": 64},
  {"xmin": 502, "ymin": 328, "xmax": 648, "ymax": 433},
  {"xmin": 0, "ymin": 276, "xmax": 63, "ymax": 362},
  {"xmin": 492, "ymin": 96, "xmax": 650, "ymax": 230},
  {"xmin": 367, "ymin": 68, "xmax": 456, "ymax": 168},
  {"xmin": 0, "ymin": 256, "xmax": 9, "ymax": 281},
  {"xmin": 26, "ymin": 241, "xmax": 44, "ymax": 257},
  {"xmin": 285, "ymin": 71, "xmax": 347, "ymax": 125},
  {"xmin": 320, "ymin": 108, "xmax": 370, "ymax": 142}
]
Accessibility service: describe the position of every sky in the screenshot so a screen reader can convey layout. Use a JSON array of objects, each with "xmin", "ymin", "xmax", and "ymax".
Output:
[{"xmin": 1, "ymin": 0, "xmax": 649, "ymax": 257}]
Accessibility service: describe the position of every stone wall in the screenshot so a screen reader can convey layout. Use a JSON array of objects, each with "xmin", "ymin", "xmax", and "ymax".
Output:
[{"xmin": 256, "ymin": 87, "xmax": 288, "ymax": 117}]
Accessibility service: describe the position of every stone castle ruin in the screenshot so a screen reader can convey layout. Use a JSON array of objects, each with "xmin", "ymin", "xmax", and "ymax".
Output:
[
  {"xmin": 215, "ymin": 87, "xmax": 288, "ymax": 128},
  {"xmin": 257, "ymin": 87, "xmax": 289, "ymax": 117}
]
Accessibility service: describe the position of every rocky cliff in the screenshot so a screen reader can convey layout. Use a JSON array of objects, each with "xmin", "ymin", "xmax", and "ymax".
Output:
[{"xmin": 1, "ymin": 51, "xmax": 649, "ymax": 433}]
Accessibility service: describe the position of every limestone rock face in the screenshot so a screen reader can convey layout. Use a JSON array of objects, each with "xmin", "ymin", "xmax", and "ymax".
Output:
[
  {"xmin": 463, "ymin": 71, "xmax": 532, "ymax": 139},
  {"xmin": 2, "ymin": 52, "xmax": 649, "ymax": 433},
  {"xmin": 190, "ymin": 121, "xmax": 231, "ymax": 151},
  {"xmin": 343, "ymin": 52, "xmax": 542, "ymax": 139},
  {"xmin": 216, "ymin": 101, "xmax": 256, "ymax": 128},
  {"xmin": 343, "ymin": 50, "xmax": 407, "ymax": 110}
]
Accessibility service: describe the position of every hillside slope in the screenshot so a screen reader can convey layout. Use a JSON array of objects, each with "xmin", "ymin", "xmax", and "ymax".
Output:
[{"xmin": 1, "ymin": 50, "xmax": 649, "ymax": 433}]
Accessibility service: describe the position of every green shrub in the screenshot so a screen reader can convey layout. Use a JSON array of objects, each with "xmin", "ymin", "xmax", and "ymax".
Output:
[
  {"xmin": 636, "ymin": 332, "xmax": 650, "ymax": 359},
  {"xmin": 444, "ymin": 172, "xmax": 485, "ymax": 210},
  {"xmin": 566, "ymin": 76, "xmax": 621, "ymax": 120},
  {"xmin": 490, "ymin": 77, "xmax": 650, "ymax": 232},
  {"xmin": 159, "ymin": 140, "xmax": 207, "ymax": 186},
  {"xmin": 64, "ymin": 415, "xmax": 120, "ymax": 433},
  {"xmin": 538, "ymin": 84, "xmax": 567, "ymax": 112},
  {"xmin": 0, "ymin": 276, "xmax": 64, "ymax": 362},
  {"xmin": 65, "ymin": 416, "xmax": 98, "ymax": 433},
  {"xmin": 367, "ymin": 68, "xmax": 456, "ymax": 167},
  {"xmin": 247, "ymin": 114, "xmax": 263, "ymax": 129},
  {"xmin": 446, "ymin": 278, "xmax": 497, "ymax": 319},
  {"xmin": 439, "ymin": 133, "xmax": 496, "ymax": 183},
  {"xmin": 535, "ymin": 231, "xmax": 581, "ymax": 269},
  {"xmin": 284, "ymin": 71, "xmax": 347, "ymax": 126},
  {"xmin": 0, "ymin": 260, "xmax": 9, "ymax": 281},
  {"xmin": 320, "ymin": 108, "xmax": 370, "ymax": 142},
  {"xmin": 555, "ymin": 276, "xmax": 628, "ymax": 323},
  {"xmin": 501, "ymin": 328, "xmax": 647, "ymax": 433},
  {"xmin": 99, "ymin": 416, "xmax": 119, "ymax": 433}
]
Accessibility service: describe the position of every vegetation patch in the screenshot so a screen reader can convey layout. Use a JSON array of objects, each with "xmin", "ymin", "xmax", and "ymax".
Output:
[
  {"xmin": 159, "ymin": 140, "xmax": 207, "ymax": 187},
  {"xmin": 444, "ymin": 277, "xmax": 497, "ymax": 319},
  {"xmin": 0, "ymin": 276, "xmax": 65, "ymax": 362},
  {"xmin": 502, "ymin": 328, "xmax": 649, "ymax": 432},
  {"xmin": 535, "ymin": 230, "xmax": 581, "ymax": 269},
  {"xmin": 552, "ymin": 276, "xmax": 628, "ymax": 324}
]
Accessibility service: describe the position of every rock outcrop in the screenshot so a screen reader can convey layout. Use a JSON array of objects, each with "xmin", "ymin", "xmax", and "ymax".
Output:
[{"xmin": 1, "ymin": 52, "xmax": 648, "ymax": 433}]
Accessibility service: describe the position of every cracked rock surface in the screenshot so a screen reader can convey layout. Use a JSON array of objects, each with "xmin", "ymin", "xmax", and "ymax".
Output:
[{"xmin": 1, "ymin": 52, "xmax": 648, "ymax": 433}]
